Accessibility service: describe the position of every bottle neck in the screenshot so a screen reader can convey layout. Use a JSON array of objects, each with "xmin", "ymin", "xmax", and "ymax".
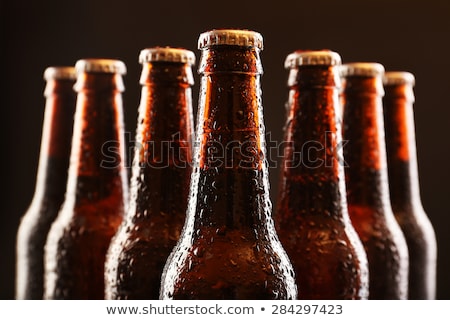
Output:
[
  {"xmin": 189, "ymin": 46, "xmax": 271, "ymax": 231},
  {"xmin": 66, "ymin": 73, "xmax": 128, "ymax": 206},
  {"xmin": 278, "ymin": 65, "xmax": 348, "ymax": 216},
  {"xmin": 33, "ymin": 79, "xmax": 76, "ymax": 202},
  {"xmin": 342, "ymin": 76, "xmax": 391, "ymax": 208},
  {"xmin": 128, "ymin": 62, "xmax": 194, "ymax": 221},
  {"xmin": 134, "ymin": 62, "xmax": 194, "ymax": 168},
  {"xmin": 383, "ymin": 84, "xmax": 422, "ymax": 209}
]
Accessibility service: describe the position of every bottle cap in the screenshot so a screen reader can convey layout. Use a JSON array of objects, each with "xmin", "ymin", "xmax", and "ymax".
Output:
[
  {"xmin": 340, "ymin": 62, "xmax": 385, "ymax": 77},
  {"xmin": 383, "ymin": 71, "xmax": 415, "ymax": 86},
  {"xmin": 284, "ymin": 50, "xmax": 342, "ymax": 69},
  {"xmin": 75, "ymin": 59, "xmax": 127, "ymax": 75},
  {"xmin": 198, "ymin": 29, "xmax": 263, "ymax": 50},
  {"xmin": 44, "ymin": 66, "xmax": 77, "ymax": 80},
  {"xmin": 139, "ymin": 47, "xmax": 196, "ymax": 65}
]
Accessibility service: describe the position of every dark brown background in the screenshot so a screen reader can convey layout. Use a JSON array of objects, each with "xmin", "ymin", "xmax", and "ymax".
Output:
[{"xmin": 1, "ymin": 0, "xmax": 449, "ymax": 299}]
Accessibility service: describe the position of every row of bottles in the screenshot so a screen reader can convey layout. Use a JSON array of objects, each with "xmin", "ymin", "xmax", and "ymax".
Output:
[{"xmin": 15, "ymin": 29, "xmax": 437, "ymax": 300}]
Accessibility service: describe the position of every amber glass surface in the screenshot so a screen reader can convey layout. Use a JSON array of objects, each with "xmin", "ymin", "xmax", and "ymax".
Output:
[
  {"xmin": 16, "ymin": 71, "xmax": 76, "ymax": 299},
  {"xmin": 160, "ymin": 41, "xmax": 297, "ymax": 300},
  {"xmin": 342, "ymin": 73, "xmax": 409, "ymax": 299},
  {"xmin": 383, "ymin": 78, "xmax": 437, "ymax": 299},
  {"xmin": 275, "ymin": 60, "xmax": 369, "ymax": 299},
  {"xmin": 105, "ymin": 59, "xmax": 194, "ymax": 299},
  {"xmin": 44, "ymin": 67, "xmax": 128, "ymax": 299}
]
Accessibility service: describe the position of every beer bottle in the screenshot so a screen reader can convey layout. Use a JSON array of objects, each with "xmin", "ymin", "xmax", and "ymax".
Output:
[
  {"xmin": 160, "ymin": 29, "xmax": 297, "ymax": 300},
  {"xmin": 341, "ymin": 63, "xmax": 409, "ymax": 299},
  {"xmin": 275, "ymin": 50, "xmax": 369, "ymax": 299},
  {"xmin": 383, "ymin": 71, "xmax": 437, "ymax": 299},
  {"xmin": 16, "ymin": 67, "xmax": 77, "ymax": 299},
  {"xmin": 44, "ymin": 59, "xmax": 128, "ymax": 299},
  {"xmin": 105, "ymin": 47, "xmax": 195, "ymax": 299}
]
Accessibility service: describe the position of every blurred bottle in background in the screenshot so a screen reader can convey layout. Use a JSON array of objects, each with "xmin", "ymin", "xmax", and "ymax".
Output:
[
  {"xmin": 275, "ymin": 50, "xmax": 369, "ymax": 299},
  {"xmin": 341, "ymin": 62, "xmax": 409, "ymax": 299},
  {"xmin": 16, "ymin": 66, "xmax": 77, "ymax": 299},
  {"xmin": 383, "ymin": 71, "xmax": 437, "ymax": 299},
  {"xmin": 44, "ymin": 59, "xmax": 128, "ymax": 299},
  {"xmin": 105, "ymin": 47, "xmax": 195, "ymax": 299}
]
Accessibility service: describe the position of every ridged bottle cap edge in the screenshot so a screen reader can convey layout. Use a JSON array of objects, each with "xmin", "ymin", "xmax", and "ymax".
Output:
[
  {"xmin": 383, "ymin": 71, "xmax": 415, "ymax": 86},
  {"xmin": 198, "ymin": 29, "xmax": 263, "ymax": 50},
  {"xmin": 284, "ymin": 50, "xmax": 342, "ymax": 68},
  {"xmin": 139, "ymin": 47, "xmax": 196, "ymax": 65},
  {"xmin": 44, "ymin": 66, "xmax": 77, "ymax": 80},
  {"xmin": 340, "ymin": 62, "xmax": 385, "ymax": 77},
  {"xmin": 75, "ymin": 59, "xmax": 127, "ymax": 75}
]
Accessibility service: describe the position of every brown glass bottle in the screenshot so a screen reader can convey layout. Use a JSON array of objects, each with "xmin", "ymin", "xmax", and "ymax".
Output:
[
  {"xmin": 160, "ymin": 29, "xmax": 297, "ymax": 300},
  {"xmin": 16, "ymin": 67, "xmax": 77, "ymax": 299},
  {"xmin": 341, "ymin": 63, "xmax": 409, "ymax": 299},
  {"xmin": 274, "ymin": 51, "xmax": 369, "ymax": 300},
  {"xmin": 383, "ymin": 72, "xmax": 437, "ymax": 299},
  {"xmin": 105, "ymin": 47, "xmax": 195, "ymax": 299},
  {"xmin": 44, "ymin": 59, "xmax": 128, "ymax": 299}
]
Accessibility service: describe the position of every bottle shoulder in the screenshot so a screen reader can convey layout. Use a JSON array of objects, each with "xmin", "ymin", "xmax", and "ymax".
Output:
[
  {"xmin": 347, "ymin": 203, "xmax": 409, "ymax": 257},
  {"xmin": 393, "ymin": 205, "xmax": 437, "ymax": 243},
  {"xmin": 46, "ymin": 196, "xmax": 124, "ymax": 237},
  {"xmin": 347, "ymin": 203, "xmax": 403, "ymax": 231},
  {"xmin": 18, "ymin": 194, "xmax": 63, "ymax": 227},
  {"xmin": 276, "ymin": 213, "xmax": 366, "ymax": 254},
  {"xmin": 161, "ymin": 228, "xmax": 297, "ymax": 299}
]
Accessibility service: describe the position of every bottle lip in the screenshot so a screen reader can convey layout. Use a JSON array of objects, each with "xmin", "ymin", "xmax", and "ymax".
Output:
[
  {"xmin": 284, "ymin": 50, "xmax": 342, "ymax": 68},
  {"xmin": 198, "ymin": 29, "xmax": 263, "ymax": 50},
  {"xmin": 340, "ymin": 62, "xmax": 385, "ymax": 77},
  {"xmin": 75, "ymin": 59, "xmax": 127, "ymax": 75},
  {"xmin": 383, "ymin": 71, "xmax": 415, "ymax": 86},
  {"xmin": 139, "ymin": 47, "xmax": 196, "ymax": 65},
  {"xmin": 44, "ymin": 66, "xmax": 77, "ymax": 80}
]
